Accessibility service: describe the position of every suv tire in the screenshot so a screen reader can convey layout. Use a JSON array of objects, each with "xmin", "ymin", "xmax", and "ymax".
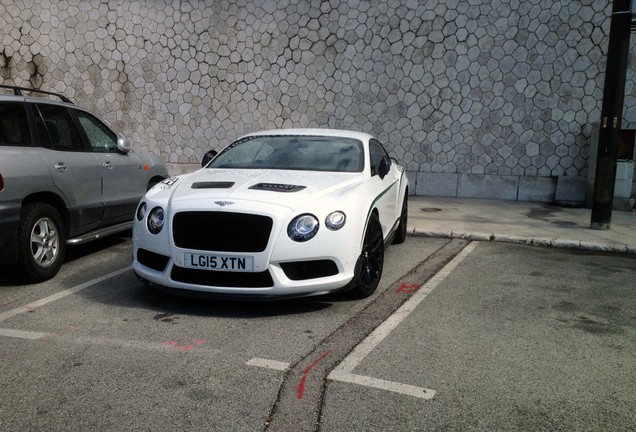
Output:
[{"xmin": 17, "ymin": 203, "xmax": 66, "ymax": 283}]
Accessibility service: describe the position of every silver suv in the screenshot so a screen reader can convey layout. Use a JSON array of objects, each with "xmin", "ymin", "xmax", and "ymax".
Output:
[{"xmin": 0, "ymin": 85, "xmax": 168, "ymax": 282}]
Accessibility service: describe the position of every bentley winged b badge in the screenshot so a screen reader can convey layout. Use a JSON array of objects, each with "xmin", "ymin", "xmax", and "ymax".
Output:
[{"xmin": 214, "ymin": 201, "xmax": 234, "ymax": 207}]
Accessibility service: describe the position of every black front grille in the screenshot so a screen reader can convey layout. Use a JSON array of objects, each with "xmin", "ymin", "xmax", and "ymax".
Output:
[
  {"xmin": 137, "ymin": 248, "xmax": 170, "ymax": 272},
  {"xmin": 171, "ymin": 266, "xmax": 273, "ymax": 288},
  {"xmin": 173, "ymin": 212, "xmax": 273, "ymax": 252},
  {"xmin": 280, "ymin": 260, "xmax": 339, "ymax": 281}
]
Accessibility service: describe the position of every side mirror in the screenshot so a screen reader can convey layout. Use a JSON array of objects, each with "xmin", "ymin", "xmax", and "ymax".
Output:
[
  {"xmin": 117, "ymin": 138, "xmax": 132, "ymax": 153},
  {"xmin": 378, "ymin": 158, "xmax": 390, "ymax": 179},
  {"xmin": 202, "ymin": 149, "xmax": 218, "ymax": 167}
]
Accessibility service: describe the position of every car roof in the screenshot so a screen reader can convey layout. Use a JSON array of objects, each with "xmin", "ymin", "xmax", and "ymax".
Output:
[
  {"xmin": 0, "ymin": 90, "xmax": 115, "ymax": 132},
  {"xmin": 0, "ymin": 85, "xmax": 75, "ymax": 104},
  {"xmin": 0, "ymin": 94, "xmax": 76, "ymax": 108},
  {"xmin": 238, "ymin": 129, "xmax": 375, "ymax": 142},
  {"xmin": 0, "ymin": 90, "xmax": 103, "ymax": 119}
]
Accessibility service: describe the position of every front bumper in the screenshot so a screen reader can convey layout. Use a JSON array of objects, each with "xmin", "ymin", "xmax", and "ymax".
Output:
[
  {"xmin": 134, "ymin": 271, "xmax": 354, "ymax": 301},
  {"xmin": 132, "ymin": 247, "xmax": 358, "ymax": 299},
  {"xmin": 132, "ymin": 197, "xmax": 365, "ymax": 299}
]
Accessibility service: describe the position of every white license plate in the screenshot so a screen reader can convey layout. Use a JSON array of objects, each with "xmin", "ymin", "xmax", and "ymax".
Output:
[{"xmin": 184, "ymin": 253, "xmax": 254, "ymax": 272}]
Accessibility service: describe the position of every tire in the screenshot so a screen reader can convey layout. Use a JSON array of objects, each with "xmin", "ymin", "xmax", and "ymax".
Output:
[
  {"xmin": 346, "ymin": 213, "xmax": 384, "ymax": 299},
  {"xmin": 17, "ymin": 203, "xmax": 66, "ymax": 283},
  {"xmin": 392, "ymin": 193, "xmax": 408, "ymax": 244},
  {"xmin": 147, "ymin": 178, "xmax": 162, "ymax": 191}
]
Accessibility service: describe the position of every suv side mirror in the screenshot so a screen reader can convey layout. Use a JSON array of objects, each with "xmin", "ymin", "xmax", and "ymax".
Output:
[
  {"xmin": 202, "ymin": 149, "xmax": 218, "ymax": 167},
  {"xmin": 117, "ymin": 138, "xmax": 132, "ymax": 153}
]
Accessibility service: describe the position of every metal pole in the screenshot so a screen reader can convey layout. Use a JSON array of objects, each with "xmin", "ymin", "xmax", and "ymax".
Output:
[{"xmin": 590, "ymin": 0, "xmax": 632, "ymax": 230}]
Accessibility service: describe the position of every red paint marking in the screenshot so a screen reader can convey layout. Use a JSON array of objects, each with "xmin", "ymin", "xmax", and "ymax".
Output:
[
  {"xmin": 297, "ymin": 350, "xmax": 332, "ymax": 399},
  {"xmin": 396, "ymin": 282, "xmax": 421, "ymax": 294},
  {"xmin": 162, "ymin": 338, "xmax": 207, "ymax": 351}
]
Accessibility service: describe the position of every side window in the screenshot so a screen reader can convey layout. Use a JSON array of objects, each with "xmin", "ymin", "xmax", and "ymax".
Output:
[
  {"xmin": 0, "ymin": 102, "xmax": 31, "ymax": 146},
  {"xmin": 369, "ymin": 139, "xmax": 390, "ymax": 177},
  {"xmin": 34, "ymin": 104, "xmax": 83, "ymax": 151},
  {"xmin": 75, "ymin": 110, "xmax": 118, "ymax": 152}
]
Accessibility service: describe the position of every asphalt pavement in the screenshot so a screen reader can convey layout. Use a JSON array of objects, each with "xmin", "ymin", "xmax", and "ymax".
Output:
[
  {"xmin": 1, "ymin": 196, "xmax": 634, "ymax": 431},
  {"xmin": 407, "ymin": 196, "xmax": 636, "ymax": 255},
  {"xmin": 317, "ymin": 197, "xmax": 636, "ymax": 431},
  {"xmin": 321, "ymin": 240, "xmax": 636, "ymax": 431}
]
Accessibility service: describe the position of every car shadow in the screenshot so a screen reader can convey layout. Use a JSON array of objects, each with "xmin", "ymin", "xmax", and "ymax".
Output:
[
  {"xmin": 72, "ymin": 268, "xmax": 350, "ymax": 319},
  {"xmin": 142, "ymin": 287, "xmax": 337, "ymax": 318},
  {"xmin": 0, "ymin": 232, "xmax": 132, "ymax": 287},
  {"xmin": 64, "ymin": 231, "xmax": 132, "ymax": 263},
  {"xmin": 1, "ymin": 228, "xmax": 360, "ymax": 318}
]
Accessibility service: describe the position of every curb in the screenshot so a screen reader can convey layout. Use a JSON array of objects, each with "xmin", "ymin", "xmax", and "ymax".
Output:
[{"xmin": 410, "ymin": 229, "xmax": 636, "ymax": 255}]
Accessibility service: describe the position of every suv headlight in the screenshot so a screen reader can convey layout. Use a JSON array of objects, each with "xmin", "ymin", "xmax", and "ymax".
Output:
[
  {"xmin": 147, "ymin": 207, "xmax": 165, "ymax": 234},
  {"xmin": 288, "ymin": 214, "xmax": 319, "ymax": 242}
]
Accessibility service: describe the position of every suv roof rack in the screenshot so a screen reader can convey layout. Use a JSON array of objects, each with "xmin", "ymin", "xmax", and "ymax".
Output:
[{"xmin": 0, "ymin": 84, "xmax": 74, "ymax": 104}]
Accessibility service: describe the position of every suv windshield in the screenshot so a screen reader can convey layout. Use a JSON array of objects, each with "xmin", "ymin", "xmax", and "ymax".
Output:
[{"xmin": 208, "ymin": 136, "xmax": 364, "ymax": 172}]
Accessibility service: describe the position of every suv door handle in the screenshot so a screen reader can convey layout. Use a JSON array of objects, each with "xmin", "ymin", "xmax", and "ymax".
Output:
[
  {"xmin": 54, "ymin": 162, "xmax": 68, "ymax": 173},
  {"xmin": 102, "ymin": 161, "xmax": 114, "ymax": 170}
]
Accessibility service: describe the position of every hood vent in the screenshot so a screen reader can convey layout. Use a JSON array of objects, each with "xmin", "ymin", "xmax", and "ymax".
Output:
[
  {"xmin": 191, "ymin": 181, "xmax": 235, "ymax": 189},
  {"xmin": 249, "ymin": 183, "xmax": 306, "ymax": 192}
]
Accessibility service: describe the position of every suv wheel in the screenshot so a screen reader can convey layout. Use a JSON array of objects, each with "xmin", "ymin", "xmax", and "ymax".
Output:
[{"xmin": 17, "ymin": 203, "xmax": 66, "ymax": 283}]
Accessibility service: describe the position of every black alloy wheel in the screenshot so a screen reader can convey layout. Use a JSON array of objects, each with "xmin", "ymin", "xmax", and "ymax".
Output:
[
  {"xmin": 348, "ymin": 213, "xmax": 384, "ymax": 298},
  {"xmin": 392, "ymin": 193, "xmax": 408, "ymax": 244}
]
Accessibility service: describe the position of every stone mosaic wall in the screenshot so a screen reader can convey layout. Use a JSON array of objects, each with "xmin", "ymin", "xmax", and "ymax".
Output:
[{"xmin": 1, "ymin": 0, "xmax": 634, "ymax": 201}]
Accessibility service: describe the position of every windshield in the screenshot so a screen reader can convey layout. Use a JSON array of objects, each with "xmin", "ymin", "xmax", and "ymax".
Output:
[{"xmin": 208, "ymin": 135, "xmax": 364, "ymax": 172}]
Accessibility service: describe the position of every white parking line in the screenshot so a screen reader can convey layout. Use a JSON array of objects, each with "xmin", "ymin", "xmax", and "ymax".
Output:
[
  {"xmin": 0, "ymin": 266, "xmax": 131, "ymax": 323},
  {"xmin": 0, "ymin": 328, "xmax": 49, "ymax": 339},
  {"xmin": 0, "ymin": 330, "xmax": 224, "ymax": 356},
  {"xmin": 327, "ymin": 371, "xmax": 435, "ymax": 399},
  {"xmin": 328, "ymin": 241, "xmax": 478, "ymax": 400},
  {"xmin": 246, "ymin": 358, "xmax": 290, "ymax": 371}
]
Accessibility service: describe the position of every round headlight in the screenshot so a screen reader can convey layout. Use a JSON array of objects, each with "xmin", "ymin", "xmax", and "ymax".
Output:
[
  {"xmin": 325, "ymin": 211, "xmax": 346, "ymax": 231},
  {"xmin": 136, "ymin": 202, "xmax": 147, "ymax": 221},
  {"xmin": 288, "ymin": 214, "xmax": 319, "ymax": 242},
  {"xmin": 147, "ymin": 207, "xmax": 165, "ymax": 234}
]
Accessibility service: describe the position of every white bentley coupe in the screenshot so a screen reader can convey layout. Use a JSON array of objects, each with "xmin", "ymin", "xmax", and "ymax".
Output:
[{"xmin": 132, "ymin": 129, "xmax": 409, "ymax": 300}]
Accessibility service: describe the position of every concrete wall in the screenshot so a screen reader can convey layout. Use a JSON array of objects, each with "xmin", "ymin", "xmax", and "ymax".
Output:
[{"xmin": 1, "ymin": 0, "xmax": 635, "ymax": 204}]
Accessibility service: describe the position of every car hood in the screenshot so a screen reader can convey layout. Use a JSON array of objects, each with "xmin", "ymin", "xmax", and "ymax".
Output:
[{"xmin": 156, "ymin": 168, "xmax": 364, "ymax": 211}]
